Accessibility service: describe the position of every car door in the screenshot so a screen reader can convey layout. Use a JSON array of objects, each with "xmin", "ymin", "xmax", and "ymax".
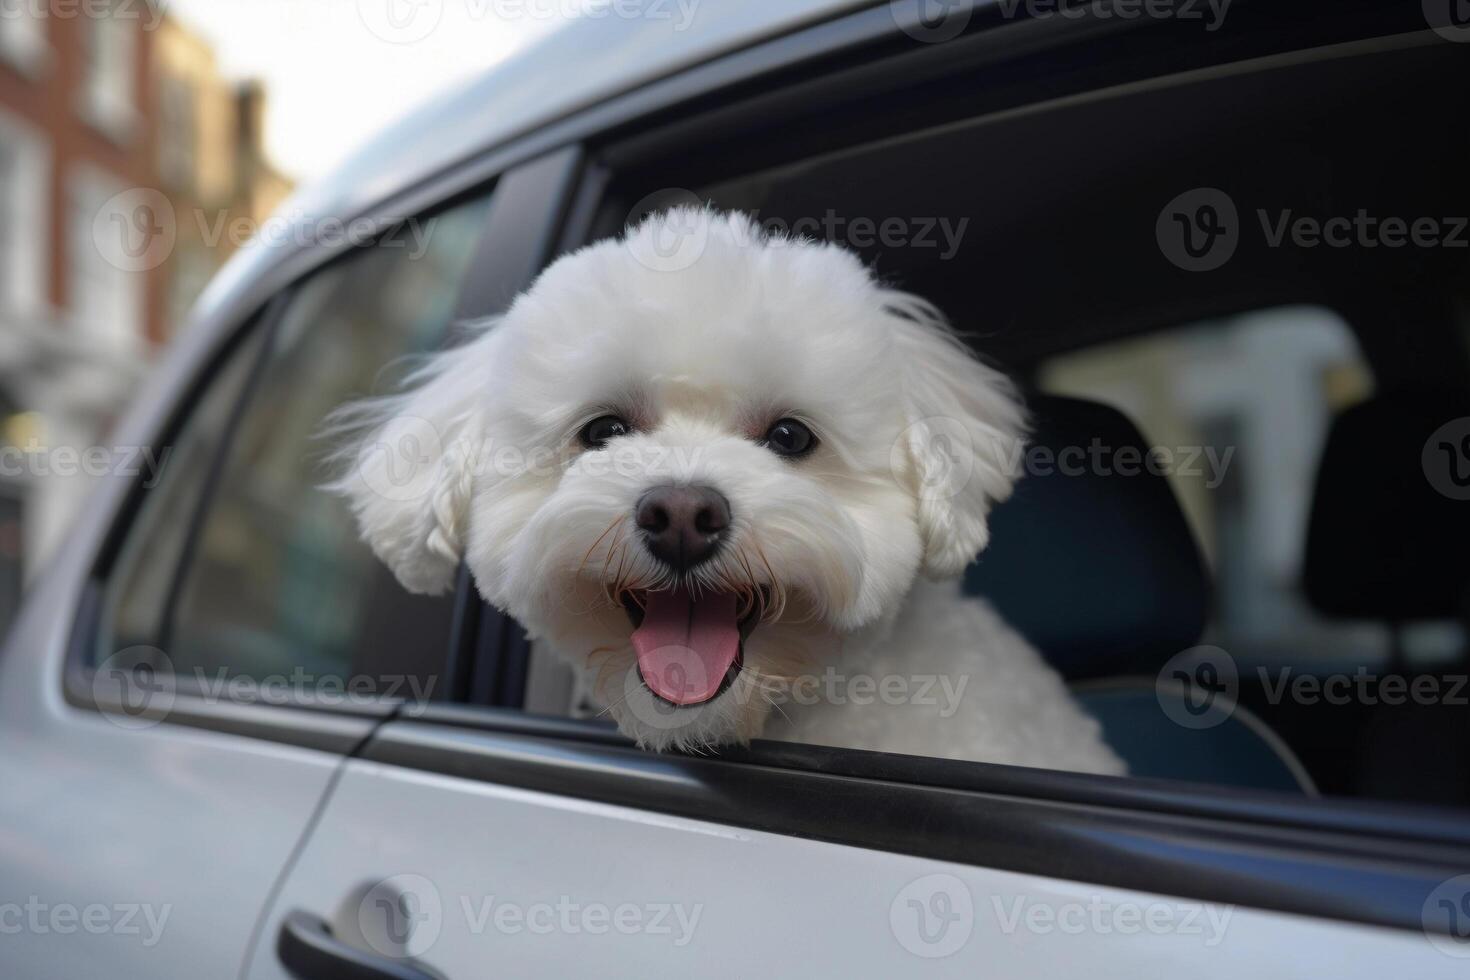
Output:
[{"xmin": 251, "ymin": 719, "xmax": 1466, "ymax": 979}]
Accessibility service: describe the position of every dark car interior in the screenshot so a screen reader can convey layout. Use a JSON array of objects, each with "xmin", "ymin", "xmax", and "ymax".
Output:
[{"xmin": 568, "ymin": 2, "xmax": 1470, "ymax": 806}]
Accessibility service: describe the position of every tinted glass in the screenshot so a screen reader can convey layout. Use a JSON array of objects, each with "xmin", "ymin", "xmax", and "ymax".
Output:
[{"xmin": 104, "ymin": 193, "xmax": 493, "ymax": 704}]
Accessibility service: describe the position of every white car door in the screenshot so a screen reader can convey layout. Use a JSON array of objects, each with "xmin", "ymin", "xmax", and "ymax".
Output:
[{"xmin": 244, "ymin": 710, "xmax": 1465, "ymax": 980}]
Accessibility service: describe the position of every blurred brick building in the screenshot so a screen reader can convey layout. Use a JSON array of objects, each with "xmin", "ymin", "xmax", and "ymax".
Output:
[{"xmin": 0, "ymin": 1, "xmax": 289, "ymax": 601}]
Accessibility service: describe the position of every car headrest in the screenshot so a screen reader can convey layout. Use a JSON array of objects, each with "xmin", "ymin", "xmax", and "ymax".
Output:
[
  {"xmin": 1303, "ymin": 391, "xmax": 1470, "ymax": 622},
  {"xmin": 964, "ymin": 395, "xmax": 1210, "ymax": 680}
]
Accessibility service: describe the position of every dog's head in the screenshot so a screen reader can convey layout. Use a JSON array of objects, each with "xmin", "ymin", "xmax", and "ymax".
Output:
[{"xmin": 332, "ymin": 209, "xmax": 1025, "ymax": 750}]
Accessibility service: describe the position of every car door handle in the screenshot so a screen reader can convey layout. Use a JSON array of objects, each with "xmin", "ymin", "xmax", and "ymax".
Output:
[{"xmin": 277, "ymin": 909, "xmax": 442, "ymax": 980}]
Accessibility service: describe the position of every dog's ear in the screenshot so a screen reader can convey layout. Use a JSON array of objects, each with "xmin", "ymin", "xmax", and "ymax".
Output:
[
  {"xmin": 324, "ymin": 320, "xmax": 504, "ymax": 595},
  {"xmin": 884, "ymin": 292, "xmax": 1028, "ymax": 578}
]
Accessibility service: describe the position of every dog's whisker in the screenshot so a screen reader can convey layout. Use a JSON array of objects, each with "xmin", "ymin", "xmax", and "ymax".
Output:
[
  {"xmin": 598, "ymin": 522, "xmax": 627, "ymax": 597},
  {"xmin": 764, "ymin": 693, "xmax": 793, "ymax": 726},
  {"xmin": 579, "ymin": 515, "xmax": 623, "ymax": 581},
  {"xmin": 749, "ymin": 539, "xmax": 788, "ymax": 623}
]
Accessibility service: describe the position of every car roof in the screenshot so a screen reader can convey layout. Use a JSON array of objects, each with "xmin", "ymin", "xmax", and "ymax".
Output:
[{"xmin": 197, "ymin": 0, "xmax": 871, "ymax": 321}]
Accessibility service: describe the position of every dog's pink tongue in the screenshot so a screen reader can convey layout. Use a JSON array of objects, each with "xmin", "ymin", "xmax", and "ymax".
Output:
[{"xmin": 632, "ymin": 588, "xmax": 740, "ymax": 705}]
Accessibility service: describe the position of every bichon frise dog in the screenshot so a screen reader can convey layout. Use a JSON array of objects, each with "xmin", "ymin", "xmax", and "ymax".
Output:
[{"xmin": 331, "ymin": 208, "xmax": 1123, "ymax": 776}]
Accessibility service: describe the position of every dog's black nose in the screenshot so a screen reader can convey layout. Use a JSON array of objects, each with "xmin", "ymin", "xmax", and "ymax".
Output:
[{"xmin": 635, "ymin": 485, "xmax": 730, "ymax": 571}]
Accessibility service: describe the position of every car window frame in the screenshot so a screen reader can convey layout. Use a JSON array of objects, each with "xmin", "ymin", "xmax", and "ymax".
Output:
[{"xmin": 62, "ymin": 151, "xmax": 581, "ymax": 747}]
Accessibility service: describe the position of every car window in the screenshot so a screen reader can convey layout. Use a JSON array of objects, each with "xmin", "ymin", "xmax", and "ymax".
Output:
[
  {"xmin": 100, "ymin": 325, "xmax": 271, "ymax": 657},
  {"xmin": 98, "ymin": 193, "xmax": 494, "ymax": 704}
]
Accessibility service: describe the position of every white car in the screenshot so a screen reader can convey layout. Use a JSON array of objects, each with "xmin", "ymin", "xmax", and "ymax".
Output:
[{"xmin": 4, "ymin": 1, "xmax": 1469, "ymax": 977}]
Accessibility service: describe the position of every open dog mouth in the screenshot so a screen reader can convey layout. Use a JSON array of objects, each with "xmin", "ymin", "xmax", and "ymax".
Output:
[{"xmin": 621, "ymin": 587, "xmax": 765, "ymax": 707}]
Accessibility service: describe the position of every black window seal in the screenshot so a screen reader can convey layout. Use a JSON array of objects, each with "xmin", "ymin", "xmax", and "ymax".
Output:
[{"xmin": 441, "ymin": 145, "xmax": 588, "ymax": 705}]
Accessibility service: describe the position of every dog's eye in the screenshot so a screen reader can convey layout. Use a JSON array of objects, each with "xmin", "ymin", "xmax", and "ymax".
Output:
[
  {"xmin": 762, "ymin": 418, "xmax": 817, "ymax": 458},
  {"xmin": 579, "ymin": 414, "xmax": 631, "ymax": 449}
]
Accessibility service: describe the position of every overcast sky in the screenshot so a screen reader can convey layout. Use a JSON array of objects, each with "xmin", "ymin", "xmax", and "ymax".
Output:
[{"xmin": 166, "ymin": 0, "xmax": 568, "ymax": 182}]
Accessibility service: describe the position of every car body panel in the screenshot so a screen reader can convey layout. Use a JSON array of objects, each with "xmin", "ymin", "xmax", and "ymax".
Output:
[
  {"xmin": 245, "ymin": 750, "xmax": 1460, "ymax": 979},
  {"xmin": 0, "ymin": 556, "xmax": 351, "ymax": 978}
]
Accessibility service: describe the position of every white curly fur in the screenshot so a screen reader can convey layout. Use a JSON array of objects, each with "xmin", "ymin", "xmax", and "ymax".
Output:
[{"xmin": 328, "ymin": 208, "xmax": 1124, "ymax": 775}]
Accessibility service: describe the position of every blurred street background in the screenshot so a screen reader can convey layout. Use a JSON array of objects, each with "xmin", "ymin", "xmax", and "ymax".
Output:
[{"xmin": 0, "ymin": 0, "xmax": 561, "ymax": 620}]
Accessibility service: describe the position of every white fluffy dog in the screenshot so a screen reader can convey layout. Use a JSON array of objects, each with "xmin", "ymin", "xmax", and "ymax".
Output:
[{"xmin": 332, "ymin": 208, "xmax": 1124, "ymax": 776}]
